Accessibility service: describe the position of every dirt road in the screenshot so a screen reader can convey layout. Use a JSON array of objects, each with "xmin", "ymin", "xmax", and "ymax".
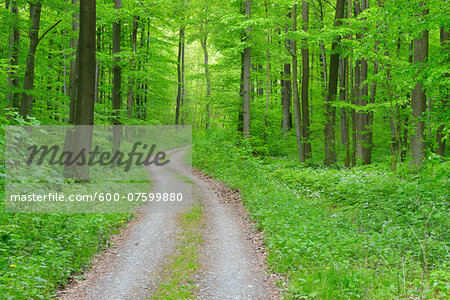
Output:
[{"xmin": 58, "ymin": 148, "xmax": 279, "ymax": 299}]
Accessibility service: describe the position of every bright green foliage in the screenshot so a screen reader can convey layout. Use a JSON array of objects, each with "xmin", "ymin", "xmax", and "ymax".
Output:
[
  {"xmin": 0, "ymin": 195, "xmax": 130, "ymax": 298},
  {"xmin": 192, "ymin": 129, "xmax": 449, "ymax": 298},
  {"xmin": 0, "ymin": 0, "xmax": 449, "ymax": 298}
]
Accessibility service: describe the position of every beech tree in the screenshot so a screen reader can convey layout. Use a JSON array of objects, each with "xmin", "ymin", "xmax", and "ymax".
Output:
[
  {"xmin": 410, "ymin": 1, "xmax": 429, "ymax": 167},
  {"xmin": 19, "ymin": 1, "xmax": 42, "ymax": 118},
  {"xmin": 242, "ymin": 0, "xmax": 251, "ymax": 138}
]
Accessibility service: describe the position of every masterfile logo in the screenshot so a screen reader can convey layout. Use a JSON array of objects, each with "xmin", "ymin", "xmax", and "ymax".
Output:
[{"xmin": 4, "ymin": 125, "xmax": 192, "ymax": 213}]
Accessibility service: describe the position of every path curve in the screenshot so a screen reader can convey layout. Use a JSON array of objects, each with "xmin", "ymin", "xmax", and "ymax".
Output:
[{"xmin": 58, "ymin": 148, "xmax": 279, "ymax": 299}]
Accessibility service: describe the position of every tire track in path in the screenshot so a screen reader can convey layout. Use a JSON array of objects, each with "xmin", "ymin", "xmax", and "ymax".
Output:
[{"xmin": 58, "ymin": 148, "xmax": 279, "ymax": 299}]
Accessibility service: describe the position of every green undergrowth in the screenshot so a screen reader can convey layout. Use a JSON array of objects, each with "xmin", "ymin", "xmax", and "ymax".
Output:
[
  {"xmin": 192, "ymin": 129, "xmax": 449, "ymax": 299},
  {"xmin": 152, "ymin": 203, "xmax": 204, "ymax": 299},
  {"xmin": 0, "ymin": 166, "xmax": 149, "ymax": 298},
  {"xmin": 0, "ymin": 196, "xmax": 132, "ymax": 299}
]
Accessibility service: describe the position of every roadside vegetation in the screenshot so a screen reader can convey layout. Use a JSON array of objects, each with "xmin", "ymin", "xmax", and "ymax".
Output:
[
  {"xmin": 0, "ymin": 196, "xmax": 132, "ymax": 298},
  {"xmin": 192, "ymin": 129, "xmax": 449, "ymax": 299}
]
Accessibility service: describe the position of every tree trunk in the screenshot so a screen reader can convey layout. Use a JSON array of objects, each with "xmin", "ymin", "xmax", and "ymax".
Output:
[
  {"xmin": 94, "ymin": 26, "xmax": 101, "ymax": 103},
  {"xmin": 281, "ymin": 62, "xmax": 292, "ymax": 134},
  {"xmin": 436, "ymin": 25, "xmax": 448, "ymax": 156},
  {"xmin": 112, "ymin": 0, "xmax": 121, "ymax": 123},
  {"xmin": 264, "ymin": 0, "xmax": 270, "ymax": 141},
  {"xmin": 175, "ymin": 27, "xmax": 185, "ymax": 125},
  {"xmin": 367, "ymin": 53, "xmax": 378, "ymax": 165},
  {"xmin": 75, "ymin": 0, "xmax": 96, "ymax": 125},
  {"xmin": 339, "ymin": 57, "xmax": 350, "ymax": 167},
  {"xmin": 292, "ymin": 5, "xmax": 304, "ymax": 162},
  {"xmin": 127, "ymin": 17, "xmax": 138, "ymax": 119},
  {"xmin": 112, "ymin": 0, "xmax": 122, "ymax": 158},
  {"xmin": 7, "ymin": 1, "xmax": 20, "ymax": 109},
  {"xmin": 68, "ymin": 0, "xmax": 79, "ymax": 124},
  {"xmin": 19, "ymin": 2, "xmax": 42, "ymax": 118},
  {"xmin": 242, "ymin": 0, "xmax": 251, "ymax": 138},
  {"xmin": 201, "ymin": 32, "xmax": 212, "ymax": 130},
  {"xmin": 311, "ymin": 0, "xmax": 328, "ymax": 108},
  {"xmin": 238, "ymin": 48, "xmax": 244, "ymax": 132},
  {"xmin": 71, "ymin": 0, "xmax": 96, "ymax": 181},
  {"xmin": 301, "ymin": 0, "xmax": 312, "ymax": 159},
  {"xmin": 181, "ymin": 26, "xmax": 186, "ymax": 125},
  {"xmin": 410, "ymin": 2, "xmax": 429, "ymax": 167},
  {"xmin": 324, "ymin": 0, "xmax": 345, "ymax": 165}
]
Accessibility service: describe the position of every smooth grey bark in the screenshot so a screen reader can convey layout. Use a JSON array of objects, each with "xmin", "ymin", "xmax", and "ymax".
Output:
[
  {"xmin": 200, "ymin": 30, "xmax": 212, "ymax": 130},
  {"xmin": 19, "ymin": 2, "xmax": 42, "ymax": 118},
  {"xmin": 311, "ymin": 0, "xmax": 328, "ymax": 105},
  {"xmin": 127, "ymin": 17, "xmax": 138, "ymax": 119},
  {"xmin": 181, "ymin": 25, "xmax": 186, "ymax": 125},
  {"xmin": 238, "ymin": 48, "xmax": 244, "ymax": 132},
  {"xmin": 281, "ymin": 61, "xmax": 292, "ymax": 134},
  {"xmin": 75, "ymin": 0, "xmax": 96, "ymax": 125},
  {"xmin": 242, "ymin": 0, "xmax": 251, "ymax": 138},
  {"xmin": 64, "ymin": 0, "xmax": 80, "ymax": 177},
  {"xmin": 324, "ymin": 0, "xmax": 345, "ymax": 165},
  {"xmin": 175, "ymin": 27, "xmax": 185, "ymax": 125},
  {"xmin": 112, "ymin": 0, "xmax": 121, "ymax": 124},
  {"xmin": 292, "ymin": 4, "xmax": 304, "ymax": 162},
  {"xmin": 68, "ymin": 0, "xmax": 79, "ymax": 124},
  {"xmin": 301, "ymin": 0, "xmax": 311, "ymax": 159},
  {"xmin": 71, "ymin": 0, "xmax": 96, "ymax": 181},
  {"xmin": 112, "ymin": 0, "xmax": 122, "ymax": 159},
  {"xmin": 94, "ymin": 26, "xmax": 101, "ymax": 103},
  {"xmin": 339, "ymin": 57, "xmax": 350, "ymax": 167},
  {"xmin": 410, "ymin": 3, "xmax": 429, "ymax": 167},
  {"xmin": 358, "ymin": 1, "xmax": 370, "ymax": 165},
  {"xmin": 436, "ymin": 26, "xmax": 448, "ymax": 156},
  {"xmin": 7, "ymin": 1, "xmax": 20, "ymax": 108},
  {"xmin": 264, "ymin": 0, "xmax": 270, "ymax": 140}
]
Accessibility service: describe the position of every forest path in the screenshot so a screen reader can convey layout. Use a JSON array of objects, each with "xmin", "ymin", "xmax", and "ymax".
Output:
[{"xmin": 57, "ymin": 148, "xmax": 279, "ymax": 299}]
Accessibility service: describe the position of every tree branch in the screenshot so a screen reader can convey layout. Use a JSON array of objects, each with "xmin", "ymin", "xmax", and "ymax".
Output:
[{"xmin": 38, "ymin": 20, "xmax": 62, "ymax": 45}]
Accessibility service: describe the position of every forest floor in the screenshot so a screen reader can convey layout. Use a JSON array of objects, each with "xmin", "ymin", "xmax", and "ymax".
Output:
[{"xmin": 56, "ymin": 148, "xmax": 280, "ymax": 299}]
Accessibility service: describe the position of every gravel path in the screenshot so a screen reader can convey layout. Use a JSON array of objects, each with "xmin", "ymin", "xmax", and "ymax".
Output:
[{"xmin": 57, "ymin": 148, "xmax": 279, "ymax": 299}]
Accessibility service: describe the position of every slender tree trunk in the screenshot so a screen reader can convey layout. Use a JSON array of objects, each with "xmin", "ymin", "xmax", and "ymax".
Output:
[
  {"xmin": 292, "ymin": 5, "xmax": 304, "ymax": 162},
  {"xmin": 301, "ymin": 0, "xmax": 312, "ymax": 159},
  {"xmin": 436, "ymin": 25, "xmax": 448, "ymax": 156},
  {"xmin": 200, "ymin": 31, "xmax": 212, "ymax": 130},
  {"xmin": 324, "ymin": 0, "xmax": 345, "ymax": 165},
  {"xmin": 354, "ymin": 0, "xmax": 367, "ymax": 164},
  {"xmin": 238, "ymin": 48, "xmax": 244, "ymax": 132},
  {"xmin": 7, "ymin": 1, "xmax": 20, "ymax": 109},
  {"xmin": 175, "ymin": 27, "xmax": 185, "ymax": 125},
  {"xmin": 19, "ymin": 2, "xmax": 42, "ymax": 118},
  {"xmin": 112, "ymin": 0, "xmax": 121, "ymax": 123},
  {"xmin": 354, "ymin": 0, "xmax": 373, "ymax": 165},
  {"xmin": 367, "ymin": 53, "xmax": 378, "ymax": 164},
  {"xmin": 311, "ymin": 0, "xmax": 328, "ymax": 107},
  {"xmin": 127, "ymin": 17, "xmax": 138, "ymax": 119},
  {"xmin": 264, "ymin": 0, "xmax": 270, "ymax": 141},
  {"xmin": 281, "ymin": 61, "xmax": 292, "ymax": 134},
  {"xmin": 181, "ymin": 26, "xmax": 186, "ymax": 125},
  {"xmin": 112, "ymin": 0, "xmax": 122, "ymax": 158},
  {"xmin": 410, "ymin": 2, "xmax": 429, "ymax": 167},
  {"xmin": 339, "ymin": 57, "xmax": 350, "ymax": 166},
  {"xmin": 242, "ymin": 0, "xmax": 252, "ymax": 138},
  {"xmin": 94, "ymin": 26, "xmax": 101, "ymax": 103},
  {"xmin": 68, "ymin": 0, "xmax": 79, "ymax": 124}
]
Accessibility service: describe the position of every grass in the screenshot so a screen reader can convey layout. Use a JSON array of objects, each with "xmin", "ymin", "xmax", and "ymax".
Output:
[
  {"xmin": 192, "ymin": 129, "xmax": 449, "ymax": 299},
  {"xmin": 151, "ymin": 203, "xmax": 204, "ymax": 299}
]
